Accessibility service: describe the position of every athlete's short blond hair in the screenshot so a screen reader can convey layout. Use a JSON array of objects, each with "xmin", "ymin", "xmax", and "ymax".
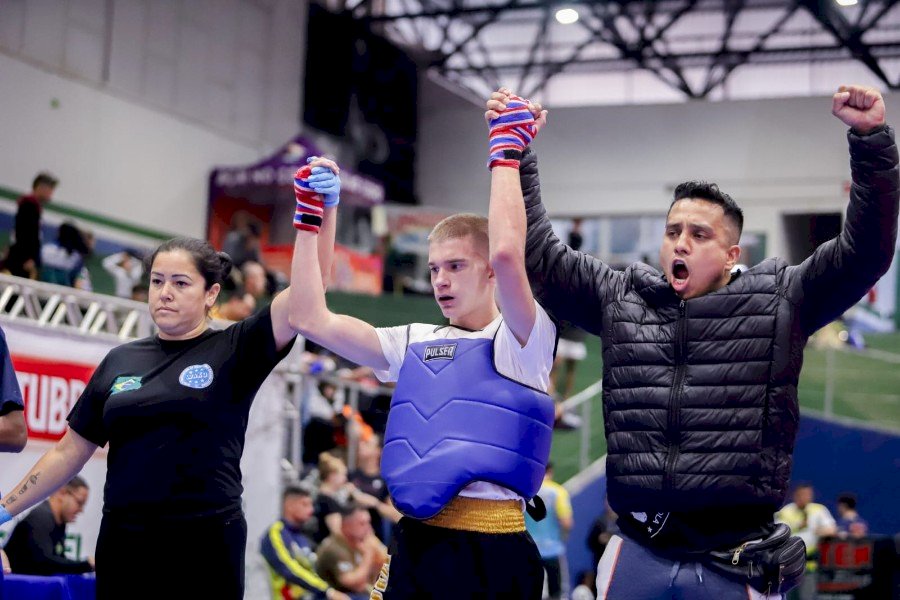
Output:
[{"xmin": 428, "ymin": 213, "xmax": 489, "ymax": 258}]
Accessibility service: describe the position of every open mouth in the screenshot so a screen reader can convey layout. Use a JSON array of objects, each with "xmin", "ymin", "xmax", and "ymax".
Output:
[
  {"xmin": 672, "ymin": 260, "xmax": 690, "ymax": 282},
  {"xmin": 437, "ymin": 295, "xmax": 454, "ymax": 303}
]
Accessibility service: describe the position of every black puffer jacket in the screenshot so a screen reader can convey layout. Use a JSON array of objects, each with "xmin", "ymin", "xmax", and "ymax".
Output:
[{"xmin": 522, "ymin": 127, "xmax": 898, "ymax": 515}]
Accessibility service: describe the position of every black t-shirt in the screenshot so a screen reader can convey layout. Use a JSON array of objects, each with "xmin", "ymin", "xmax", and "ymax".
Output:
[
  {"xmin": 67, "ymin": 307, "xmax": 293, "ymax": 520},
  {"xmin": 349, "ymin": 469, "xmax": 389, "ymax": 541},
  {"xmin": 313, "ymin": 493, "xmax": 345, "ymax": 544},
  {"xmin": 4, "ymin": 501, "xmax": 92, "ymax": 575}
]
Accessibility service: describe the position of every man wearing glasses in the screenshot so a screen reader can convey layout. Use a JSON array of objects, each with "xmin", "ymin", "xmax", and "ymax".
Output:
[{"xmin": 3, "ymin": 476, "xmax": 94, "ymax": 575}]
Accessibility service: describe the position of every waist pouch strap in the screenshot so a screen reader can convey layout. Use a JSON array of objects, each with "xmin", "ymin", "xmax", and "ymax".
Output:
[{"xmin": 707, "ymin": 524, "xmax": 807, "ymax": 594}]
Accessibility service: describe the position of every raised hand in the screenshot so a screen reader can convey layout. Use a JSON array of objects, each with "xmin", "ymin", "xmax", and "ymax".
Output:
[
  {"xmin": 293, "ymin": 165, "xmax": 324, "ymax": 233},
  {"xmin": 306, "ymin": 156, "xmax": 341, "ymax": 208},
  {"xmin": 484, "ymin": 88, "xmax": 548, "ymax": 169},
  {"xmin": 832, "ymin": 85, "xmax": 885, "ymax": 135},
  {"xmin": 485, "ymin": 88, "xmax": 548, "ymax": 137}
]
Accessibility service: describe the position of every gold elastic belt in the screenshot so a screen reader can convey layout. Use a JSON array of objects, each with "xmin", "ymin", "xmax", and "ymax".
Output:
[{"xmin": 423, "ymin": 496, "xmax": 524, "ymax": 534}]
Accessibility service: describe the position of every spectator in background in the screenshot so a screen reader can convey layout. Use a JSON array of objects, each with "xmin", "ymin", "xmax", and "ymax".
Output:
[
  {"xmin": 73, "ymin": 229, "xmax": 95, "ymax": 291},
  {"xmin": 4, "ymin": 172, "xmax": 57, "ymax": 279},
  {"xmin": 302, "ymin": 380, "xmax": 341, "ymax": 465},
  {"xmin": 242, "ymin": 260, "xmax": 272, "ymax": 311},
  {"xmin": 209, "ymin": 261, "xmax": 271, "ymax": 321},
  {"xmin": 316, "ymin": 504, "xmax": 387, "ymax": 597},
  {"xmin": 0, "ymin": 324, "xmax": 27, "ymax": 587},
  {"xmin": 550, "ymin": 322, "xmax": 587, "ymax": 403},
  {"xmin": 777, "ymin": 483, "xmax": 837, "ymax": 600},
  {"xmin": 314, "ymin": 453, "xmax": 382, "ymax": 546},
  {"xmin": 570, "ymin": 570, "xmax": 597, "ymax": 600},
  {"xmin": 525, "ymin": 463, "xmax": 573, "ymax": 600},
  {"xmin": 835, "ymin": 493, "xmax": 868, "ymax": 539},
  {"xmin": 222, "ymin": 216, "xmax": 262, "ymax": 269},
  {"xmin": 547, "ymin": 219, "xmax": 588, "ymax": 428},
  {"xmin": 587, "ymin": 500, "xmax": 619, "ymax": 569},
  {"xmin": 39, "ymin": 221, "xmax": 90, "ymax": 288},
  {"xmin": 315, "ymin": 453, "xmax": 353, "ymax": 544},
  {"xmin": 4, "ymin": 476, "xmax": 93, "ymax": 576},
  {"xmin": 210, "ymin": 291, "xmax": 254, "ymax": 322},
  {"xmin": 549, "ymin": 322, "xmax": 588, "ymax": 430},
  {"xmin": 567, "ymin": 217, "xmax": 583, "ymax": 252},
  {"xmin": 259, "ymin": 484, "xmax": 349, "ymax": 600},
  {"xmin": 130, "ymin": 283, "xmax": 149, "ymax": 303},
  {"xmin": 102, "ymin": 250, "xmax": 144, "ymax": 298},
  {"xmin": 348, "ymin": 436, "xmax": 401, "ymax": 543}
]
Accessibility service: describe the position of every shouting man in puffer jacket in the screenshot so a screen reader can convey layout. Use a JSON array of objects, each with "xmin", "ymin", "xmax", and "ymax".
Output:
[{"xmin": 485, "ymin": 84, "xmax": 898, "ymax": 599}]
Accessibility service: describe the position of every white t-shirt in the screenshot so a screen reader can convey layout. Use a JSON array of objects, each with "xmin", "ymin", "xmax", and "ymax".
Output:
[{"xmin": 374, "ymin": 300, "xmax": 557, "ymax": 503}]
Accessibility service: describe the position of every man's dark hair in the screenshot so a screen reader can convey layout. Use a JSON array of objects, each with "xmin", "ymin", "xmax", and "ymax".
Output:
[
  {"xmin": 669, "ymin": 181, "xmax": 744, "ymax": 238},
  {"xmin": 837, "ymin": 493, "xmax": 857, "ymax": 510},
  {"xmin": 65, "ymin": 476, "xmax": 88, "ymax": 491},
  {"xmin": 340, "ymin": 502, "xmax": 368, "ymax": 518},
  {"xmin": 32, "ymin": 172, "xmax": 58, "ymax": 189},
  {"xmin": 282, "ymin": 483, "xmax": 311, "ymax": 502}
]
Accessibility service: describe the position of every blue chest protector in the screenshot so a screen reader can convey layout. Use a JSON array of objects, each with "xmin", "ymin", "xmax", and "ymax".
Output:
[{"xmin": 381, "ymin": 335, "xmax": 555, "ymax": 519}]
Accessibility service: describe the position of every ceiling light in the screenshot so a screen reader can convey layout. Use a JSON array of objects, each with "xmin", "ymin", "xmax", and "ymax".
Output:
[
  {"xmin": 555, "ymin": 8, "xmax": 579, "ymax": 25},
  {"xmin": 835, "ymin": 0, "xmax": 858, "ymax": 6}
]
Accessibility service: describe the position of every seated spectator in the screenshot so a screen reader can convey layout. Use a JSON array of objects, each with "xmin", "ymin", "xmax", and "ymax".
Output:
[
  {"xmin": 4, "ymin": 476, "xmax": 94, "ymax": 575},
  {"xmin": 348, "ymin": 436, "xmax": 401, "ymax": 543},
  {"xmin": 209, "ymin": 273, "xmax": 254, "ymax": 321},
  {"xmin": 131, "ymin": 283, "xmax": 149, "ymax": 303},
  {"xmin": 259, "ymin": 484, "xmax": 349, "ymax": 600},
  {"xmin": 835, "ymin": 493, "xmax": 869, "ymax": 539},
  {"xmin": 242, "ymin": 260, "xmax": 272, "ymax": 310},
  {"xmin": 314, "ymin": 453, "xmax": 381, "ymax": 545},
  {"xmin": 314, "ymin": 453, "xmax": 352, "ymax": 544},
  {"xmin": 570, "ymin": 570, "xmax": 597, "ymax": 600},
  {"xmin": 102, "ymin": 250, "xmax": 144, "ymax": 298},
  {"xmin": 303, "ymin": 381, "xmax": 341, "ymax": 466},
  {"xmin": 222, "ymin": 216, "xmax": 262, "ymax": 269},
  {"xmin": 39, "ymin": 221, "xmax": 90, "ymax": 288},
  {"xmin": 316, "ymin": 504, "xmax": 387, "ymax": 596},
  {"xmin": 210, "ymin": 292, "xmax": 254, "ymax": 321}
]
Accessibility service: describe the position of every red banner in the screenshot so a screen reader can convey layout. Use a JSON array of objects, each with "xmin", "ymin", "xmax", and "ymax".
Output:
[{"xmin": 11, "ymin": 355, "xmax": 97, "ymax": 442}]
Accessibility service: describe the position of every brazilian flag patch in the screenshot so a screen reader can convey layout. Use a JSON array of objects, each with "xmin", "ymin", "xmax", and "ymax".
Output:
[{"xmin": 110, "ymin": 376, "xmax": 142, "ymax": 395}]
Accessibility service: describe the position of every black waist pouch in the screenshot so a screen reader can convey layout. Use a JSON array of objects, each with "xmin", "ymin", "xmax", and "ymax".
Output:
[{"xmin": 707, "ymin": 524, "xmax": 807, "ymax": 594}]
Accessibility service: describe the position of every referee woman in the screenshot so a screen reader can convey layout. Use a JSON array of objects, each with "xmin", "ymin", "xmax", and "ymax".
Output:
[{"xmin": 0, "ymin": 157, "xmax": 341, "ymax": 599}]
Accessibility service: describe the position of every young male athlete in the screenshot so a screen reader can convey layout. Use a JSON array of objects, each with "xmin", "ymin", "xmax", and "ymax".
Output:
[{"xmin": 287, "ymin": 101, "xmax": 556, "ymax": 598}]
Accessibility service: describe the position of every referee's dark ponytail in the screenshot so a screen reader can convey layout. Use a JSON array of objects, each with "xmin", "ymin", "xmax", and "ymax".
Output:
[
  {"xmin": 145, "ymin": 237, "xmax": 233, "ymax": 290},
  {"xmin": 216, "ymin": 251, "xmax": 234, "ymax": 282}
]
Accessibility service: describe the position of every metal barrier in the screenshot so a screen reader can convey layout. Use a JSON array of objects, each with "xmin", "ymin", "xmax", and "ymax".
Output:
[
  {"xmin": 0, "ymin": 274, "xmax": 154, "ymax": 341},
  {"xmin": 277, "ymin": 368, "xmax": 394, "ymax": 480},
  {"xmin": 559, "ymin": 380, "xmax": 603, "ymax": 472}
]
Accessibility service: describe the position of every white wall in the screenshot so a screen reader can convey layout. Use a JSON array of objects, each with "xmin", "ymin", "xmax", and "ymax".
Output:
[
  {"xmin": 417, "ymin": 77, "xmax": 900, "ymax": 258},
  {"xmin": 0, "ymin": 0, "xmax": 306, "ymax": 237}
]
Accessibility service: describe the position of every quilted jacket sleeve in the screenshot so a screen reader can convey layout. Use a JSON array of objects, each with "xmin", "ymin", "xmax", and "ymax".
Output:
[{"xmin": 786, "ymin": 125, "xmax": 900, "ymax": 335}]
